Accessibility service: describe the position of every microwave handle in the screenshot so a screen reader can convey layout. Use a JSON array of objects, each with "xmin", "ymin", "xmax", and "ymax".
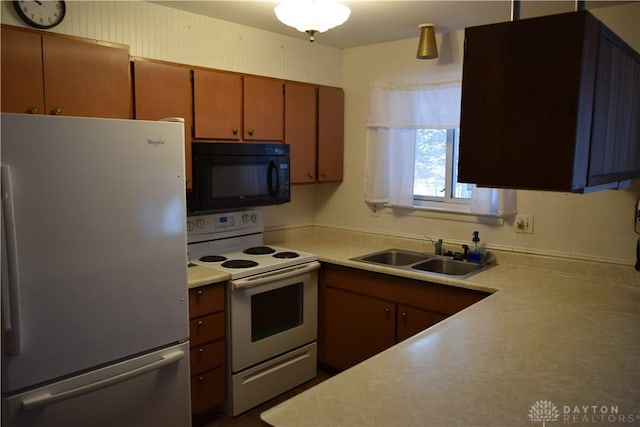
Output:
[{"xmin": 267, "ymin": 160, "xmax": 280, "ymax": 196}]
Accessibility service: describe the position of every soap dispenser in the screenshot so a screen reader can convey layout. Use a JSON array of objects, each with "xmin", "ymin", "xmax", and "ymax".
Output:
[{"xmin": 468, "ymin": 231, "xmax": 485, "ymax": 264}]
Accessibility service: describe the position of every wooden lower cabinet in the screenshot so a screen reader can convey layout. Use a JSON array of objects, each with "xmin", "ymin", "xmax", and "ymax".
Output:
[
  {"xmin": 318, "ymin": 264, "xmax": 488, "ymax": 370},
  {"xmin": 188, "ymin": 283, "xmax": 226, "ymax": 418},
  {"xmin": 321, "ymin": 287, "xmax": 396, "ymax": 370}
]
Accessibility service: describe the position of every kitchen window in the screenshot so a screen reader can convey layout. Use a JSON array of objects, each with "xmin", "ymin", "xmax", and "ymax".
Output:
[
  {"xmin": 364, "ymin": 81, "xmax": 516, "ymax": 217},
  {"xmin": 413, "ymin": 128, "xmax": 472, "ymax": 211}
]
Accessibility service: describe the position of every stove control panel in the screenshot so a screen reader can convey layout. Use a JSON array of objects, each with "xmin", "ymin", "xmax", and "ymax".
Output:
[{"xmin": 186, "ymin": 209, "xmax": 263, "ymax": 243}]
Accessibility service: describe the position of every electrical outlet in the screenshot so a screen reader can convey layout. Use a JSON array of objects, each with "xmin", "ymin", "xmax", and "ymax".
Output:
[{"xmin": 515, "ymin": 215, "xmax": 533, "ymax": 234}]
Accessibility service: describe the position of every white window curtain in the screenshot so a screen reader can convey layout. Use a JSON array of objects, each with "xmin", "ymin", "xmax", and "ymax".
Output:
[{"xmin": 363, "ymin": 81, "xmax": 516, "ymax": 217}]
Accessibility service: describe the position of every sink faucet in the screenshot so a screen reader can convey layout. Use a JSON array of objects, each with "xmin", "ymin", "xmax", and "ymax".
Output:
[{"xmin": 427, "ymin": 236, "xmax": 443, "ymax": 255}]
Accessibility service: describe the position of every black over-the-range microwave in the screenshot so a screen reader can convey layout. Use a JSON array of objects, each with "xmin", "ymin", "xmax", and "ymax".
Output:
[{"xmin": 187, "ymin": 142, "xmax": 290, "ymax": 214}]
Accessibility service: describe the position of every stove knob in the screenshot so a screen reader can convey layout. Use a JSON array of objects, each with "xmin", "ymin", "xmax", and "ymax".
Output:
[
  {"xmin": 196, "ymin": 218, "xmax": 206, "ymax": 229},
  {"xmin": 186, "ymin": 221, "xmax": 194, "ymax": 232},
  {"xmin": 251, "ymin": 214, "xmax": 258, "ymax": 223},
  {"xmin": 242, "ymin": 214, "xmax": 249, "ymax": 224}
]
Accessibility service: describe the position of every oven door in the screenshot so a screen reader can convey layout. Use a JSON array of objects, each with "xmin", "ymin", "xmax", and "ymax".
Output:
[{"xmin": 229, "ymin": 261, "xmax": 320, "ymax": 373}]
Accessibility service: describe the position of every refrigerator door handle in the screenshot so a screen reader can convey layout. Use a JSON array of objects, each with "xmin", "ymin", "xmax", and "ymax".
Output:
[
  {"xmin": 1, "ymin": 165, "xmax": 23, "ymax": 355},
  {"xmin": 21, "ymin": 349, "xmax": 186, "ymax": 411}
]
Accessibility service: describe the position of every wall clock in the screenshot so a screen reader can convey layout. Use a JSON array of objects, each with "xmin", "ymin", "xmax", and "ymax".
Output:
[{"xmin": 13, "ymin": 0, "xmax": 66, "ymax": 30}]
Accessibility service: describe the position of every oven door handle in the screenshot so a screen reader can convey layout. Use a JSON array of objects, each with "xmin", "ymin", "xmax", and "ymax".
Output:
[{"xmin": 231, "ymin": 261, "xmax": 320, "ymax": 291}]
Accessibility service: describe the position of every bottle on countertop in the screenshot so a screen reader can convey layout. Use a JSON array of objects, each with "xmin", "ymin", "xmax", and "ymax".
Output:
[{"xmin": 467, "ymin": 231, "xmax": 486, "ymax": 264}]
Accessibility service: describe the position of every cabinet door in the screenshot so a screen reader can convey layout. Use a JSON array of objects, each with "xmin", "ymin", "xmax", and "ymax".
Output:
[
  {"xmin": 1, "ymin": 27, "xmax": 45, "ymax": 114},
  {"xmin": 193, "ymin": 69, "xmax": 242, "ymax": 140},
  {"xmin": 285, "ymin": 83, "xmax": 317, "ymax": 183},
  {"xmin": 319, "ymin": 286, "xmax": 395, "ymax": 370},
  {"xmin": 42, "ymin": 35, "xmax": 131, "ymax": 118},
  {"xmin": 244, "ymin": 76, "xmax": 284, "ymax": 141},
  {"xmin": 588, "ymin": 27, "xmax": 640, "ymax": 186},
  {"xmin": 458, "ymin": 12, "xmax": 599, "ymax": 191},
  {"xmin": 317, "ymin": 86, "xmax": 344, "ymax": 182},
  {"xmin": 396, "ymin": 305, "xmax": 446, "ymax": 343},
  {"xmin": 133, "ymin": 61, "xmax": 193, "ymax": 189}
]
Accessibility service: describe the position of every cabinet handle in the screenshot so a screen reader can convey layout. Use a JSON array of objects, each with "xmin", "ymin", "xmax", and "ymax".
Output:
[
  {"xmin": 232, "ymin": 128, "xmax": 239, "ymax": 135},
  {"xmin": 248, "ymin": 128, "xmax": 255, "ymax": 136},
  {"xmin": 52, "ymin": 107, "xmax": 62, "ymax": 115},
  {"xmin": 28, "ymin": 107, "xmax": 38, "ymax": 114}
]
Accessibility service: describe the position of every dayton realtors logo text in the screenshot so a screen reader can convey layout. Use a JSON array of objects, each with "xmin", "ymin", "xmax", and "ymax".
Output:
[{"xmin": 529, "ymin": 400, "xmax": 640, "ymax": 425}]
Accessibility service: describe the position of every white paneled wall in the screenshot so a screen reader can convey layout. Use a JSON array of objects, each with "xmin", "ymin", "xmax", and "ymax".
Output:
[{"xmin": 0, "ymin": 1, "xmax": 343, "ymax": 86}]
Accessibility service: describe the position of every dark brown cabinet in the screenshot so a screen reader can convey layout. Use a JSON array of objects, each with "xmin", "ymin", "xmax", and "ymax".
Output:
[
  {"xmin": 458, "ymin": 11, "xmax": 640, "ymax": 192},
  {"xmin": 188, "ymin": 284, "xmax": 226, "ymax": 417},
  {"xmin": 318, "ymin": 264, "xmax": 488, "ymax": 370},
  {"xmin": 133, "ymin": 60, "xmax": 193, "ymax": 189},
  {"xmin": 1, "ymin": 25, "xmax": 131, "ymax": 118}
]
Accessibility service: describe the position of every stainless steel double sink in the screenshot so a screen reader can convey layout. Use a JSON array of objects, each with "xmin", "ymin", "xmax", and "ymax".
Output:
[{"xmin": 351, "ymin": 248, "xmax": 492, "ymax": 279}]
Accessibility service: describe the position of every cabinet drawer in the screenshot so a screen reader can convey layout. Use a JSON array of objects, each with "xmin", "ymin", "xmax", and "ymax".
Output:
[
  {"xmin": 191, "ymin": 367, "xmax": 226, "ymax": 415},
  {"xmin": 189, "ymin": 312, "xmax": 224, "ymax": 347},
  {"xmin": 190, "ymin": 340, "xmax": 225, "ymax": 376},
  {"xmin": 189, "ymin": 284, "xmax": 225, "ymax": 318}
]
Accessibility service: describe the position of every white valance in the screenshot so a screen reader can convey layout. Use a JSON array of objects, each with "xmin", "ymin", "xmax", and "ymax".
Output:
[{"xmin": 366, "ymin": 81, "xmax": 462, "ymax": 129}]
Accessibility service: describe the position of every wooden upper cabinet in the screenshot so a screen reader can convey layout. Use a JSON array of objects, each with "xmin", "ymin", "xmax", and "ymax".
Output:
[
  {"xmin": 318, "ymin": 86, "xmax": 345, "ymax": 182},
  {"xmin": 588, "ymin": 27, "xmax": 640, "ymax": 186},
  {"xmin": 1, "ymin": 27, "xmax": 45, "ymax": 114},
  {"xmin": 42, "ymin": 34, "xmax": 131, "ymax": 118},
  {"xmin": 193, "ymin": 69, "xmax": 242, "ymax": 140},
  {"xmin": 458, "ymin": 11, "xmax": 640, "ymax": 192},
  {"xmin": 285, "ymin": 83, "xmax": 317, "ymax": 183},
  {"xmin": 244, "ymin": 76, "xmax": 284, "ymax": 141},
  {"xmin": 133, "ymin": 60, "xmax": 194, "ymax": 189}
]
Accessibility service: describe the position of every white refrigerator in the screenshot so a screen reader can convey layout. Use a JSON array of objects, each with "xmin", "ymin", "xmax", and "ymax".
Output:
[{"xmin": 1, "ymin": 113, "xmax": 191, "ymax": 427}]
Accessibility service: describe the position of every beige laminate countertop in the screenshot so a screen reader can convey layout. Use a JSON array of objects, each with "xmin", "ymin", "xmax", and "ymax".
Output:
[
  {"xmin": 260, "ymin": 232, "xmax": 640, "ymax": 427},
  {"xmin": 187, "ymin": 264, "xmax": 229, "ymax": 288}
]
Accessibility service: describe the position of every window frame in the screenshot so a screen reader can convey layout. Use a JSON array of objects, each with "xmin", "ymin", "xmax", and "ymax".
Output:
[{"xmin": 413, "ymin": 128, "xmax": 471, "ymax": 211}]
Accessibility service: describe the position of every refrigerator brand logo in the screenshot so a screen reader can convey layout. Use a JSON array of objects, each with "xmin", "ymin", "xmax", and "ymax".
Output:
[{"xmin": 147, "ymin": 138, "xmax": 165, "ymax": 147}]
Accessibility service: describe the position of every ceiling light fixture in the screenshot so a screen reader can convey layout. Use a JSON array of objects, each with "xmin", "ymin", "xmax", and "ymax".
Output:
[
  {"xmin": 416, "ymin": 23, "xmax": 438, "ymax": 59},
  {"xmin": 274, "ymin": 0, "xmax": 351, "ymax": 43}
]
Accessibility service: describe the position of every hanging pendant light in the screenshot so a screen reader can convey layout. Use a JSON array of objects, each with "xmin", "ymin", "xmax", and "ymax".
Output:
[
  {"xmin": 416, "ymin": 23, "xmax": 438, "ymax": 59},
  {"xmin": 274, "ymin": 0, "xmax": 351, "ymax": 42}
]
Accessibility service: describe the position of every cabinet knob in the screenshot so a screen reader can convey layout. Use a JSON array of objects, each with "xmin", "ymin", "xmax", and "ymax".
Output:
[
  {"xmin": 28, "ymin": 107, "xmax": 39, "ymax": 114},
  {"xmin": 384, "ymin": 307, "xmax": 390, "ymax": 314},
  {"xmin": 401, "ymin": 312, "xmax": 407, "ymax": 318},
  {"xmin": 321, "ymin": 172, "xmax": 327, "ymax": 177},
  {"xmin": 199, "ymin": 347, "xmax": 205, "ymax": 353},
  {"xmin": 248, "ymin": 128, "xmax": 255, "ymax": 136},
  {"xmin": 52, "ymin": 107, "xmax": 62, "ymax": 115},
  {"xmin": 308, "ymin": 172, "xmax": 314, "ymax": 178},
  {"xmin": 197, "ymin": 289, "xmax": 203, "ymax": 296},
  {"xmin": 232, "ymin": 128, "xmax": 239, "ymax": 135},
  {"xmin": 197, "ymin": 320, "xmax": 203, "ymax": 327},
  {"xmin": 199, "ymin": 376, "xmax": 205, "ymax": 382}
]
